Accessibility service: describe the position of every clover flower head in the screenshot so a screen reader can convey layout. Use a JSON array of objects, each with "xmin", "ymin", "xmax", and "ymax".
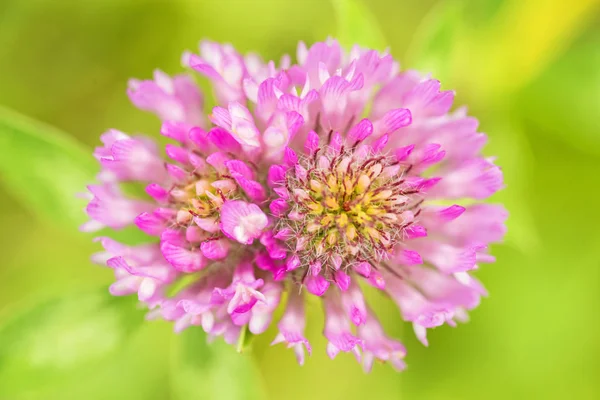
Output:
[{"xmin": 83, "ymin": 38, "xmax": 507, "ymax": 371}]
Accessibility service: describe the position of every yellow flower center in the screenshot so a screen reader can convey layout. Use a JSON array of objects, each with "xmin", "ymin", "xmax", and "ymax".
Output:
[{"xmin": 283, "ymin": 152, "xmax": 421, "ymax": 266}]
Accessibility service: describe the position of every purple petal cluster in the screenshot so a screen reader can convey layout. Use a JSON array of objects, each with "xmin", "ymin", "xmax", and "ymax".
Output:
[{"xmin": 83, "ymin": 38, "xmax": 507, "ymax": 371}]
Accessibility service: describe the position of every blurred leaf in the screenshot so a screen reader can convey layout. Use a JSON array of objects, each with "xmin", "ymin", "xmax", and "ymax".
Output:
[
  {"xmin": 171, "ymin": 327, "xmax": 267, "ymax": 400},
  {"xmin": 0, "ymin": 290, "xmax": 145, "ymax": 398},
  {"xmin": 406, "ymin": 0, "xmax": 465, "ymax": 82},
  {"xmin": 473, "ymin": 0, "xmax": 600, "ymax": 94},
  {"xmin": 517, "ymin": 29, "xmax": 600, "ymax": 155},
  {"xmin": 461, "ymin": 0, "xmax": 504, "ymax": 27},
  {"xmin": 332, "ymin": 0, "xmax": 387, "ymax": 50},
  {"xmin": 0, "ymin": 105, "xmax": 95, "ymax": 228}
]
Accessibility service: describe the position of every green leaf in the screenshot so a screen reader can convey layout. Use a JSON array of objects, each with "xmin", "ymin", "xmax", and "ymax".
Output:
[
  {"xmin": 332, "ymin": 0, "xmax": 387, "ymax": 50},
  {"xmin": 0, "ymin": 290, "xmax": 146, "ymax": 398},
  {"xmin": 171, "ymin": 327, "xmax": 267, "ymax": 400},
  {"xmin": 0, "ymin": 105, "xmax": 96, "ymax": 228}
]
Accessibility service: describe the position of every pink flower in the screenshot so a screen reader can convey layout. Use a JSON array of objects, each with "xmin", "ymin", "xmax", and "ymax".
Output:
[
  {"xmin": 128, "ymin": 70, "xmax": 204, "ymax": 126},
  {"xmin": 83, "ymin": 39, "xmax": 507, "ymax": 372},
  {"xmin": 272, "ymin": 290, "xmax": 311, "ymax": 365},
  {"xmin": 359, "ymin": 312, "xmax": 407, "ymax": 372}
]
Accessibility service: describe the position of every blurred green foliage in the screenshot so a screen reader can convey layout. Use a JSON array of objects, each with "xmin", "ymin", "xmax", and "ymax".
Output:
[{"xmin": 0, "ymin": 0, "xmax": 599, "ymax": 399}]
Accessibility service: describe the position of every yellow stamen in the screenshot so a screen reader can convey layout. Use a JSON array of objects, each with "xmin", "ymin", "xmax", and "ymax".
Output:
[
  {"xmin": 325, "ymin": 197, "xmax": 339, "ymax": 210},
  {"xmin": 346, "ymin": 224, "xmax": 357, "ymax": 241},
  {"xmin": 372, "ymin": 190, "xmax": 392, "ymax": 201},
  {"xmin": 369, "ymin": 163, "xmax": 383, "ymax": 178},
  {"xmin": 366, "ymin": 207, "xmax": 382, "ymax": 216},
  {"xmin": 307, "ymin": 202, "xmax": 324, "ymax": 214},
  {"xmin": 321, "ymin": 214, "xmax": 334, "ymax": 226},
  {"xmin": 355, "ymin": 211, "xmax": 372, "ymax": 223},
  {"xmin": 366, "ymin": 227, "xmax": 381, "ymax": 240},
  {"xmin": 327, "ymin": 175, "xmax": 338, "ymax": 193},
  {"xmin": 327, "ymin": 231, "xmax": 338, "ymax": 245},
  {"xmin": 344, "ymin": 176, "xmax": 353, "ymax": 194},
  {"xmin": 307, "ymin": 223, "xmax": 321, "ymax": 233},
  {"xmin": 356, "ymin": 174, "xmax": 371, "ymax": 193},
  {"xmin": 310, "ymin": 179, "xmax": 323, "ymax": 194}
]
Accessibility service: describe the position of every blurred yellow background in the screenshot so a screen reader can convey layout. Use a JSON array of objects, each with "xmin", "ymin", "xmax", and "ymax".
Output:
[{"xmin": 0, "ymin": 0, "xmax": 599, "ymax": 399}]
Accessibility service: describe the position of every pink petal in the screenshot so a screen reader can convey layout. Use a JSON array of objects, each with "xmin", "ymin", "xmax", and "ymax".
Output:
[
  {"xmin": 220, "ymin": 201, "xmax": 268, "ymax": 244},
  {"xmin": 200, "ymin": 239, "xmax": 230, "ymax": 260},
  {"xmin": 305, "ymin": 274, "xmax": 330, "ymax": 296},
  {"xmin": 161, "ymin": 242, "xmax": 206, "ymax": 272}
]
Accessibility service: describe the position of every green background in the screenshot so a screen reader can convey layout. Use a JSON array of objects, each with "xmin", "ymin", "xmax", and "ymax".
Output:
[{"xmin": 0, "ymin": 0, "xmax": 599, "ymax": 399}]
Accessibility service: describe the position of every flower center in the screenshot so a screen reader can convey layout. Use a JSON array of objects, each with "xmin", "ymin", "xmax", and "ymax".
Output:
[
  {"xmin": 171, "ymin": 170, "xmax": 239, "ymax": 227},
  {"xmin": 283, "ymin": 150, "xmax": 422, "ymax": 270}
]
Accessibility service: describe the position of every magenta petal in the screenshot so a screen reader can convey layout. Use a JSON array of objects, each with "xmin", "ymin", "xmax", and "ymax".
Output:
[
  {"xmin": 220, "ymin": 200, "xmax": 269, "ymax": 244},
  {"xmin": 377, "ymin": 108, "xmax": 411, "ymax": 135},
  {"xmin": 188, "ymin": 127, "xmax": 211, "ymax": 149},
  {"xmin": 145, "ymin": 184, "xmax": 169, "ymax": 204},
  {"xmin": 135, "ymin": 212, "xmax": 165, "ymax": 236},
  {"xmin": 309, "ymin": 261, "xmax": 322, "ymax": 275},
  {"xmin": 209, "ymin": 106, "xmax": 232, "ymax": 128},
  {"xmin": 188, "ymin": 152, "xmax": 207, "ymax": 171},
  {"xmin": 205, "ymin": 152, "xmax": 230, "ymax": 173},
  {"xmin": 166, "ymin": 164, "xmax": 188, "ymax": 182},
  {"xmin": 231, "ymin": 174, "xmax": 267, "ymax": 202},
  {"xmin": 160, "ymin": 242, "xmax": 206, "ymax": 272},
  {"xmin": 267, "ymin": 165, "xmax": 287, "ymax": 188},
  {"xmin": 161, "ymin": 228, "xmax": 187, "ymax": 247},
  {"xmin": 405, "ymin": 225, "xmax": 427, "ymax": 239},
  {"xmin": 286, "ymin": 255, "xmax": 301, "ymax": 271},
  {"xmin": 228, "ymin": 102, "xmax": 261, "ymax": 147},
  {"xmin": 305, "ymin": 275, "xmax": 330, "ymax": 296},
  {"xmin": 439, "ymin": 204, "xmax": 466, "ymax": 221},
  {"xmin": 274, "ymin": 228, "xmax": 293, "ymax": 240},
  {"xmin": 225, "ymin": 160, "xmax": 255, "ymax": 180},
  {"xmin": 232, "ymin": 298, "xmax": 259, "ymax": 314},
  {"xmin": 273, "ymin": 186, "xmax": 289, "ymax": 200},
  {"xmin": 413, "ymin": 177, "xmax": 441, "ymax": 191},
  {"xmin": 200, "ymin": 239, "xmax": 230, "ymax": 260},
  {"xmin": 343, "ymin": 289, "xmax": 367, "ymax": 326},
  {"xmin": 185, "ymin": 226, "xmax": 204, "ymax": 242},
  {"xmin": 270, "ymin": 198, "xmax": 289, "ymax": 216},
  {"xmin": 266, "ymin": 241, "xmax": 287, "ymax": 260},
  {"xmin": 395, "ymin": 144, "xmax": 415, "ymax": 161},
  {"xmin": 398, "ymin": 249, "xmax": 423, "ymax": 266},
  {"xmin": 161, "ymin": 121, "xmax": 192, "ymax": 143},
  {"xmin": 165, "ymin": 144, "xmax": 189, "ymax": 164},
  {"xmin": 420, "ymin": 143, "xmax": 446, "ymax": 165},
  {"xmin": 347, "ymin": 118, "xmax": 373, "ymax": 143},
  {"xmin": 208, "ymin": 127, "xmax": 243, "ymax": 153},
  {"xmin": 284, "ymin": 147, "xmax": 298, "ymax": 166},
  {"xmin": 294, "ymin": 164, "xmax": 308, "ymax": 182},
  {"xmin": 304, "ymin": 130, "xmax": 320, "ymax": 155},
  {"xmin": 371, "ymin": 134, "xmax": 389, "ymax": 153},
  {"xmin": 367, "ymin": 270, "xmax": 386, "ymax": 290},
  {"xmin": 331, "ymin": 255, "xmax": 343, "ymax": 270},
  {"xmin": 330, "ymin": 131, "xmax": 343, "ymax": 152},
  {"xmin": 334, "ymin": 269, "xmax": 351, "ymax": 291},
  {"xmin": 128, "ymin": 71, "xmax": 202, "ymax": 124},
  {"xmin": 354, "ymin": 262, "xmax": 372, "ymax": 278},
  {"xmin": 285, "ymin": 111, "xmax": 304, "ymax": 137}
]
